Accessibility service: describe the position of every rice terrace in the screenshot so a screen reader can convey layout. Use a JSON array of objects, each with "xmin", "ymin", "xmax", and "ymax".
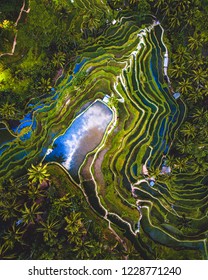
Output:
[{"xmin": 0, "ymin": 0, "xmax": 207, "ymax": 260}]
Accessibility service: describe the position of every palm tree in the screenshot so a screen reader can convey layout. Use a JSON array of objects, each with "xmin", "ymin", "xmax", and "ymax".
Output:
[
  {"xmin": 37, "ymin": 217, "xmax": 60, "ymax": 242},
  {"xmin": 21, "ymin": 202, "xmax": 43, "ymax": 225},
  {"xmin": 174, "ymin": 157, "xmax": 189, "ymax": 172},
  {"xmin": 72, "ymin": 240, "xmax": 94, "ymax": 259},
  {"xmin": 180, "ymin": 122, "xmax": 196, "ymax": 139},
  {"xmin": 154, "ymin": 0, "xmax": 166, "ymax": 10},
  {"xmin": 68, "ymin": 231, "xmax": 83, "ymax": 246},
  {"xmin": 176, "ymin": 139, "xmax": 193, "ymax": 154},
  {"xmin": 3, "ymin": 223, "xmax": 25, "ymax": 249},
  {"xmin": 194, "ymin": 157, "xmax": 208, "ymax": 174},
  {"xmin": 183, "ymin": 8, "xmax": 197, "ymax": 29},
  {"xmin": 191, "ymin": 67, "xmax": 206, "ymax": 85},
  {"xmin": 27, "ymin": 182, "xmax": 46, "ymax": 202},
  {"xmin": 188, "ymin": 33, "xmax": 203, "ymax": 51},
  {"xmin": 0, "ymin": 242, "xmax": 16, "ymax": 259},
  {"xmin": 187, "ymin": 54, "xmax": 203, "ymax": 70},
  {"xmin": 165, "ymin": 155, "xmax": 176, "ymax": 169},
  {"xmin": 174, "ymin": 0, "xmax": 193, "ymax": 14},
  {"xmin": 0, "ymin": 199, "xmax": 20, "ymax": 221},
  {"xmin": 173, "ymin": 45, "xmax": 190, "ymax": 64},
  {"xmin": 198, "ymin": 125, "xmax": 208, "ymax": 140},
  {"xmin": 9, "ymin": 178, "xmax": 24, "ymax": 197},
  {"xmin": 186, "ymin": 88, "xmax": 204, "ymax": 104},
  {"xmin": 201, "ymin": 83, "xmax": 208, "ymax": 98},
  {"xmin": 169, "ymin": 63, "xmax": 187, "ymax": 79},
  {"xmin": 52, "ymin": 52, "xmax": 66, "ymax": 68},
  {"xmin": 192, "ymin": 108, "xmax": 206, "ymax": 123},
  {"xmin": 27, "ymin": 163, "xmax": 50, "ymax": 184},
  {"xmin": 168, "ymin": 13, "xmax": 180, "ymax": 29},
  {"xmin": 177, "ymin": 78, "xmax": 193, "ymax": 95},
  {"xmin": 0, "ymin": 103, "xmax": 16, "ymax": 119},
  {"xmin": 0, "ymin": 178, "xmax": 23, "ymax": 201},
  {"xmin": 37, "ymin": 78, "xmax": 52, "ymax": 93},
  {"xmin": 64, "ymin": 212, "xmax": 87, "ymax": 244},
  {"xmin": 52, "ymin": 194, "xmax": 73, "ymax": 216},
  {"xmin": 161, "ymin": 1, "xmax": 172, "ymax": 18},
  {"xmin": 154, "ymin": 0, "xmax": 170, "ymax": 18},
  {"xmin": 64, "ymin": 212, "xmax": 85, "ymax": 235}
]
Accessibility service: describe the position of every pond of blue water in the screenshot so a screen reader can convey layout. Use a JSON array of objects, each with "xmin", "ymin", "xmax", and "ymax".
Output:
[
  {"xmin": 44, "ymin": 100, "xmax": 113, "ymax": 180},
  {"xmin": 74, "ymin": 58, "xmax": 87, "ymax": 74}
]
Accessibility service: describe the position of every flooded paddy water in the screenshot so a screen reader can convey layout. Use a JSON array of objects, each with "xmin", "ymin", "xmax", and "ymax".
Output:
[{"xmin": 44, "ymin": 100, "xmax": 113, "ymax": 181}]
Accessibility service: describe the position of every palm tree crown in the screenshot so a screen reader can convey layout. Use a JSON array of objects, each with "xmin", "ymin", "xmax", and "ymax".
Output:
[{"xmin": 27, "ymin": 163, "xmax": 50, "ymax": 184}]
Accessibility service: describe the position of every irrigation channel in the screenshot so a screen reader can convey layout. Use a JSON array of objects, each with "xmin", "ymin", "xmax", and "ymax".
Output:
[{"xmin": 0, "ymin": 15, "xmax": 207, "ymax": 259}]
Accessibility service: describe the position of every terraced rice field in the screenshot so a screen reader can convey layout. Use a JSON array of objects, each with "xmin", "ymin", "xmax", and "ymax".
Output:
[{"xmin": 0, "ymin": 14, "xmax": 207, "ymax": 259}]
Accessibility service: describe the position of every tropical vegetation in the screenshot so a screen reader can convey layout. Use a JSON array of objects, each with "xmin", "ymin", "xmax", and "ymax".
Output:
[{"xmin": 0, "ymin": 0, "xmax": 207, "ymax": 260}]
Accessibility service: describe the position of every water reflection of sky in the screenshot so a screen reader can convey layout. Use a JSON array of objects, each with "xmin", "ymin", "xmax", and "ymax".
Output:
[
  {"xmin": 45, "ymin": 101, "xmax": 113, "ymax": 178},
  {"xmin": 73, "ymin": 58, "xmax": 87, "ymax": 74}
]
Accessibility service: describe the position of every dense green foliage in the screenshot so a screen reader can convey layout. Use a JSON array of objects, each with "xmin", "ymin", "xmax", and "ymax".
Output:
[
  {"xmin": 0, "ymin": 164, "xmax": 135, "ymax": 259},
  {"xmin": 0, "ymin": 0, "xmax": 113, "ymax": 111},
  {"xmin": 152, "ymin": 0, "xmax": 208, "ymax": 177},
  {"xmin": 0, "ymin": 0, "xmax": 207, "ymax": 259}
]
